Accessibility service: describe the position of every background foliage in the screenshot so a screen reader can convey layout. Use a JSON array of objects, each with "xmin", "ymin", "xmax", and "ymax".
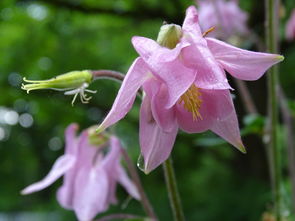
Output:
[{"xmin": 0, "ymin": 0, "xmax": 294, "ymax": 220}]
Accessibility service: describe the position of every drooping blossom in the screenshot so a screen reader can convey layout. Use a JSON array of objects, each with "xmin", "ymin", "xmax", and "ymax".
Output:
[
  {"xmin": 286, "ymin": 9, "xmax": 295, "ymax": 40},
  {"xmin": 197, "ymin": 0, "xmax": 248, "ymax": 40},
  {"xmin": 21, "ymin": 124, "xmax": 140, "ymax": 221},
  {"xmin": 97, "ymin": 6, "xmax": 284, "ymax": 173}
]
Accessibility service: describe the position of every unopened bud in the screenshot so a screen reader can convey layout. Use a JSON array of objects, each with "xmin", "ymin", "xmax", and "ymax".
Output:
[
  {"xmin": 156, "ymin": 24, "xmax": 183, "ymax": 49},
  {"xmin": 22, "ymin": 70, "xmax": 96, "ymax": 105}
]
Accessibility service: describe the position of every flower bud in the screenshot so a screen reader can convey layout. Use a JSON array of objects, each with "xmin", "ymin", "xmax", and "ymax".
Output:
[
  {"xmin": 22, "ymin": 70, "xmax": 93, "ymax": 92},
  {"xmin": 22, "ymin": 70, "xmax": 96, "ymax": 105},
  {"xmin": 156, "ymin": 24, "xmax": 183, "ymax": 49}
]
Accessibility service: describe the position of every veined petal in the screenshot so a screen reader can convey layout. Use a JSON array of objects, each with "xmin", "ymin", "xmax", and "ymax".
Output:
[
  {"xmin": 181, "ymin": 44, "xmax": 231, "ymax": 90},
  {"xmin": 206, "ymin": 37, "xmax": 284, "ymax": 80},
  {"xmin": 139, "ymin": 95, "xmax": 178, "ymax": 174},
  {"xmin": 210, "ymin": 97, "xmax": 246, "ymax": 153},
  {"xmin": 132, "ymin": 36, "xmax": 197, "ymax": 108},
  {"xmin": 210, "ymin": 113, "xmax": 245, "ymax": 153},
  {"xmin": 182, "ymin": 6, "xmax": 203, "ymax": 40},
  {"xmin": 97, "ymin": 58, "xmax": 151, "ymax": 132},
  {"xmin": 143, "ymin": 79, "xmax": 177, "ymax": 132},
  {"xmin": 132, "ymin": 36, "xmax": 189, "ymax": 63},
  {"xmin": 73, "ymin": 166, "xmax": 109, "ymax": 221},
  {"xmin": 21, "ymin": 155, "xmax": 75, "ymax": 195}
]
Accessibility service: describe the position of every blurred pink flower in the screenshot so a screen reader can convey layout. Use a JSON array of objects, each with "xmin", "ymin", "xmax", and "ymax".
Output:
[
  {"xmin": 197, "ymin": 0, "xmax": 248, "ymax": 40},
  {"xmin": 21, "ymin": 124, "xmax": 140, "ymax": 221},
  {"xmin": 286, "ymin": 9, "xmax": 295, "ymax": 40},
  {"xmin": 97, "ymin": 6, "xmax": 283, "ymax": 173}
]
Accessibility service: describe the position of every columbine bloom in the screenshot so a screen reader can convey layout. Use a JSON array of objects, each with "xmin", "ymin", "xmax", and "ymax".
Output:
[
  {"xmin": 22, "ymin": 70, "xmax": 97, "ymax": 105},
  {"xmin": 97, "ymin": 6, "xmax": 284, "ymax": 173},
  {"xmin": 286, "ymin": 9, "xmax": 295, "ymax": 40},
  {"xmin": 21, "ymin": 124, "xmax": 140, "ymax": 221},
  {"xmin": 197, "ymin": 0, "xmax": 248, "ymax": 40}
]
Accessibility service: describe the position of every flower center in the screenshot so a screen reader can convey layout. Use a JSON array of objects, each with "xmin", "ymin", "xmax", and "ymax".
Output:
[{"xmin": 178, "ymin": 84, "xmax": 203, "ymax": 121}]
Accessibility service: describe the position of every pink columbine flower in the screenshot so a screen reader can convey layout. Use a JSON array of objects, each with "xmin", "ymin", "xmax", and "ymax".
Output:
[
  {"xmin": 197, "ymin": 0, "xmax": 248, "ymax": 40},
  {"xmin": 97, "ymin": 6, "xmax": 284, "ymax": 173},
  {"xmin": 21, "ymin": 124, "xmax": 140, "ymax": 221},
  {"xmin": 286, "ymin": 9, "xmax": 295, "ymax": 40}
]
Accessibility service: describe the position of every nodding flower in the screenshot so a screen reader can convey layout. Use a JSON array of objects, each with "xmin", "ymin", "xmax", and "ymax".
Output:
[
  {"xmin": 22, "ymin": 70, "xmax": 97, "ymax": 105},
  {"xmin": 97, "ymin": 6, "xmax": 284, "ymax": 173},
  {"xmin": 21, "ymin": 124, "xmax": 140, "ymax": 221}
]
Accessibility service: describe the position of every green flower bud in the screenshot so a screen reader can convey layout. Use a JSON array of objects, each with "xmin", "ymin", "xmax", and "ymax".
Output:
[
  {"xmin": 22, "ymin": 70, "xmax": 96, "ymax": 105},
  {"xmin": 156, "ymin": 24, "xmax": 183, "ymax": 49}
]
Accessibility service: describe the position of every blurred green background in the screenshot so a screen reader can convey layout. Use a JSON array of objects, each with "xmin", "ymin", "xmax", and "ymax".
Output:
[{"xmin": 0, "ymin": 0, "xmax": 295, "ymax": 220}]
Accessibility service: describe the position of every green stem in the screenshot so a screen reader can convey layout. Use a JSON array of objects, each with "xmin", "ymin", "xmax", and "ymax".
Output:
[
  {"xmin": 265, "ymin": 0, "xmax": 282, "ymax": 219},
  {"xmin": 163, "ymin": 157, "xmax": 185, "ymax": 221}
]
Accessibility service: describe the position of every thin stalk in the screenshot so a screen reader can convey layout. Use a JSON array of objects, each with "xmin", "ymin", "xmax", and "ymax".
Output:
[
  {"xmin": 91, "ymin": 70, "xmax": 142, "ymax": 97},
  {"xmin": 91, "ymin": 70, "xmax": 125, "ymax": 82},
  {"xmin": 163, "ymin": 157, "xmax": 185, "ymax": 221},
  {"xmin": 265, "ymin": 0, "xmax": 282, "ymax": 219},
  {"xmin": 121, "ymin": 148, "xmax": 158, "ymax": 221},
  {"xmin": 278, "ymin": 88, "xmax": 295, "ymax": 212},
  {"xmin": 234, "ymin": 79, "xmax": 258, "ymax": 114}
]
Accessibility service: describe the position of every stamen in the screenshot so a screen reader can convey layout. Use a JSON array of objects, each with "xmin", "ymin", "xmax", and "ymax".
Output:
[
  {"xmin": 202, "ymin": 26, "xmax": 215, "ymax": 37},
  {"xmin": 178, "ymin": 84, "xmax": 203, "ymax": 121},
  {"xmin": 65, "ymin": 83, "xmax": 97, "ymax": 106}
]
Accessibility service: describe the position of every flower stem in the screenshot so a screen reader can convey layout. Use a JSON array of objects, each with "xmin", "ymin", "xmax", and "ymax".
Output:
[
  {"xmin": 163, "ymin": 157, "xmax": 185, "ymax": 221},
  {"xmin": 121, "ymin": 148, "xmax": 158, "ymax": 221},
  {"xmin": 91, "ymin": 70, "xmax": 125, "ymax": 82},
  {"xmin": 265, "ymin": 0, "xmax": 282, "ymax": 219}
]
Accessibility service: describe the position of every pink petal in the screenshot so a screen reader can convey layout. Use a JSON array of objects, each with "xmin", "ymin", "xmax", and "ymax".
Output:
[
  {"xmin": 286, "ymin": 10, "xmax": 295, "ymax": 40},
  {"xmin": 132, "ymin": 36, "xmax": 188, "ymax": 63},
  {"xmin": 181, "ymin": 44, "xmax": 231, "ymax": 90},
  {"xmin": 102, "ymin": 137, "xmax": 140, "ymax": 200},
  {"xmin": 182, "ymin": 6, "xmax": 203, "ymax": 40},
  {"xmin": 139, "ymin": 95, "xmax": 178, "ymax": 173},
  {"xmin": 132, "ymin": 36, "xmax": 197, "ymax": 108},
  {"xmin": 143, "ymin": 78, "xmax": 177, "ymax": 132},
  {"xmin": 57, "ymin": 131, "xmax": 96, "ymax": 209},
  {"xmin": 206, "ymin": 37, "xmax": 284, "ymax": 80},
  {"xmin": 64, "ymin": 124, "xmax": 79, "ymax": 155},
  {"xmin": 21, "ymin": 155, "xmax": 75, "ymax": 195},
  {"xmin": 210, "ymin": 106, "xmax": 246, "ymax": 153},
  {"xmin": 101, "ymin": 137, "xmax": 121, "ymax": 204},
  {"xmin": 117, "ymin": 166, "xmax": 140, "ymax": 200},
  {"xmin": 97, "ymin": 58, "xmax": 151, "ymax": 132},
  {"xmin": 180, "ymin": 8, "xmax": 232, "ymax": 90},
  {"xmin": 101, "ymin": 136, "xmax": 121, "ymax": 168},
  {"xmin": 176, "ymin": 89, "xmax": 234, "ymax": 133},
  {"xmin": 73, "ymin": 166, "xmax": 109, "ymax": 221}
]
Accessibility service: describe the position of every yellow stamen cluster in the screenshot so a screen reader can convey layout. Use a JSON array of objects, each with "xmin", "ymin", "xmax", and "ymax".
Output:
[{"xmin": 178, "ymin": 84, "xmax": 203, "ymax": 121}]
